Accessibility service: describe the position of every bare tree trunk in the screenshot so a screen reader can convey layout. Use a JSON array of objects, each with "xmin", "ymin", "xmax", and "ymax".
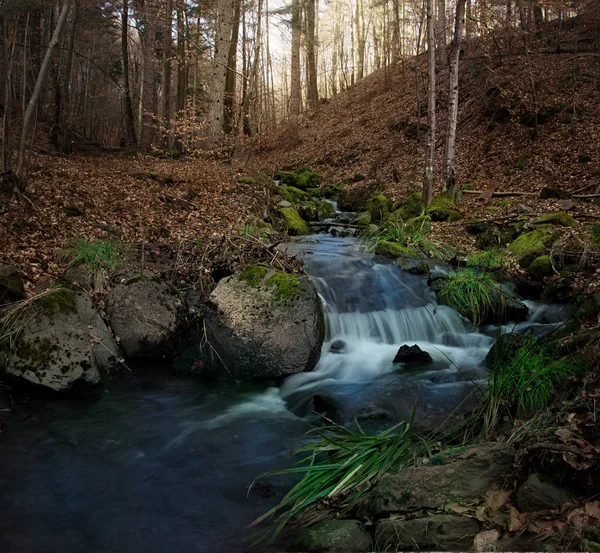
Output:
[
  {"xmin": 436, "ymin": 0, "xmax": 448, "ymax": 65},
  {"xmin": 16, "ymin": 0, "xmax": 71, "ymax": 191},
  {"xmin": 1, "ymin": 16, "xmax": 17, "ymax": 174},
  {"xmin": 60, "ymin": 7, "xmax": 77, "ymax": 153},
  {"xmin": 392, "ymin": 0, "xmax": 400, "ymax": 62},
  {"xmin": 356, "ymin": 0, "xmax": 365, "ymax": 80},
  {"xmin": 139, "ymin": 0, "xmax": 157, "ymax": 152},
  {"xmin": 207, "ymin": 0, "xmax": 234, "ymax": 147},
  {"xmin": 443, "ymin": 0, "xmax": 465, "ymax": 202},
  {"xmin": 122, "ymin": 0, "xmax": 137, "ymax": 146},
  {"xmin": 175, "ymin": 0, "xmax": 186, "ymax": 148},
  {"xmin": 289, "ymin": 0, "xmax": 302, "ymax": 121},
  {"xmin": 422, "ymin": 0, "xmax": 435, "ymax": 207},
  {"xmin": 223, "ymin": 0, "xmax": 241, "ymax": 134},
  {"xmin": 465, "ymin": 0, "xmax": 472, "ymax": 41},
  {"xmin": 306, "ymin": 0, "xmax": 319, "ymax": 112},
  {"xmin": 160, "ymin": 0, "xmax": 173, "ymax": 147}
]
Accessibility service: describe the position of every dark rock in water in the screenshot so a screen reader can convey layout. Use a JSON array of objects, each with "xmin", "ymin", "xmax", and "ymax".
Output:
[
  {"xmin": 369, "ymin": 443, "xmax": 515, "ymax": 516},
  {"xmin": 509, "ymin": 274, "xmax": 543, "ymax": 300},
  {"xmin": 0, "ymin": 264, "xmax": 26, "ymax": 306},
  {"xmin": 204, "ymin": 267, "xmax": 324, "ymax": 379},
  {"xmin": 393, "ymin": 344, "xmax": 433, "ymax": 365},
  {"xmin": 375, "ymin": 515, "xmax": 480, "ymax": 550},
  {"xmin": 515, "ymin": 473, "xmax": 572, "ymax": 513},
  {"xmin": 290, "ymin": 520, "xmax": 372, "ymax": 553},
  {"xmin": 329, "ymin": 339, "xmax": 346, "ymax": 353},
  {"xmin": 1, "ymin": 288, "xmax": 123, "ymax": 395},
  {"xmin": 313, "ymin": 395, "xmax": 342, "ymax": 422},
  {"xmin": 356, "ymin": 406, "xmax": 392, "ymax": 421},
  {"xmin": 540, "ymin": 187, "xmax": 572, "ymax": 200},
  {"xmin": 105, "ymin": 278, "xmax": 186, "ymax": 361},
  {"xmin": 483, "ymin": 286, "xmax": 529, "ymax": 325},
  {"xmin": 486, "ymin": 333, "xmax": 527, "ymax": 369}
]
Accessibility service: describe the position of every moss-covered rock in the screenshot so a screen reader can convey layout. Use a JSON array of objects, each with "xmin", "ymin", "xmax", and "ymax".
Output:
[
  {"xmin": 393, "ymin": 191, "xmax": 423, "ymax": 221},
  {"xmin": 529, "ymin": 255, "xmax": 554, "ymax": 278},
  {"xmin": 297, "ymin": 202, "xmax": 319, "ymax": 222},
  {"xmin": 285, "ymin": 185, "xmax": 310, "ymax": 203},
  {"xmin": 36, "ymin": 288, "xmax": 77, "ymax": 314},
  {"xmin": 279, "ymin": 207, "xmax": 311, "ymax": 235},
  {"xmin": 274, "ymin": 168, "xmax": 322, "ymax": 190},
  {"xmin": 239, "ymin": 265, "xmax": 268, "ymax": 287},
  {"xmin": 405, "ymin": 215, "xmax": 432, "ymax": 233},
  {"xmin": 509, "ymin": 228, "xmax": 557, "ymax": 268},
  {"xmin": 533, "ymin": 212, "xmax": 576, "ymax": 227},
  {"xmin": 540, "ymin": 187, "xmax": 572, "ymax": 200},
  {"xmin": 475, "ymin": 216, "xmax": 529, "ymax": 249},
  {"xmin": 238, "ymin": 176, "xmax": 257, "ymax": 185},
  {"xmin": 374, "ymin": 241, "xmax": 417, "ymax": 258},
  {"xmin": 317, "ymin": 200, "xmax": 335, "ymax": 220},
  {"xmin": 353, "ymin": 211, "xmax": 371, "ymax": 226},
  {"xmin": 426, "ymin": 194, "xmax": 463, "ymax": 222},
  {"xmin": 290, "ymin": 520, "xmax": 372, "ymax": 553},
  {"xmin": 366, "ymin": 194, "xmax": 390, "ymax": 222}
]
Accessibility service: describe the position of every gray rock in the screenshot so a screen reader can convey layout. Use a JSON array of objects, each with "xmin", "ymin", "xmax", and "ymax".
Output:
[
  {"xmin": 290, "ymin": 520, "xmax": 372, "ymax": 553},
  {"xmin": 558, "ymin": 199, "xmax": 574, "ymax": 212},
  {"xmin": 2, "ymin": 288, "xmax": 122, "ymax": 394},
  {"xmin": 517, "ymin": 204, "xmax": 534, "ymax": 215},
  {"xmin": 369, "ymin": 443, "xmax": 515, "ymax": 516},
  {"xmin": 105, "ymin": 278, "xmax": 186, "ymax": 360},
  {"xmin": 330, "ymin": 339, "xmax": 346, "ymax": 353},
  {"xmin": 0, "ymin": 264, "xmax": 26, "ymax": 306},
  {"xmin": 393, "ymin": 344, "xmax": 433, "ymax": 365},
  {"xmin": 375, "ymin": 515, "xmax": 481, "ymax": 550},
  {"xmin": 204, "ymin": 268, "xmax": 324, "ymax": 379},
  {"xmin": 278, "ymin": 200, "xmax": 293, "ymax": 208},
  {"xmin": 515, "ymin": 473, "xmax": 572, "ymax": 512}
]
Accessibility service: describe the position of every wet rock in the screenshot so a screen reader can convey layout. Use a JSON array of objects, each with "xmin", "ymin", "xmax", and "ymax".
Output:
[
  {"xmin": 405, "ymin": 261, "xmax": 430, "ymax": 276},
  {"xmin": 329, "ymin": 339, "xmax": 346, "ymax": 353},
  {"xmin": 369, "ymin": 443, "xmax": 515, "ymax": 516},
  {"xmin": 280, "ymin": 207, "xmax": 311, "ymax": 235},
  {"xmin": 540, "ymin": 187, "xmax": 572, "ymax": 200},
  {"xmin": 290, "ymin": 520, "xmax": 372, "ymax": 553},
  {"xmin": 317, "ymin": 200, "xmax": 335, "ymax": 220},
  {"xmin": 204, "ymin": 267, "xmax": 324, "ymax": 379},
  {"xmin": 485, "ymin": 333, "xmax": 527, "ymax": 369},
  {"xmin": 515, "ymin": 473, "xmax": 572, "ymax": 512},
  {"xmin": 105, "ymin": 278, "xmax": 186, "ymax": 360},
  {"xmin": 0, "ymin": 264, "xmax": 26, "ymax": 306},
  {"xmin": 356, "ymin": 406, "xmax": 392, "ymax": 421},
  {"xmin": 484, "ymin": 286, "xmax": 530, "ymax": 324},
  {"xmin": 313, "ymin": 395, "xmax": 342, "ymax": 421},
  {"xmin": 529, "ymin": 255, "xmax": 554, "ymax": 279},
  {"xmin": 375, "ymin": 515, "xmax": 481, "ymax": 550},
  {"xmin": 2, "ymin": 288, "xmax": 123, "ymax": 394},
  {"xmin": 393, "ymin": 344, "xmax": 433, "ymax": 365}
]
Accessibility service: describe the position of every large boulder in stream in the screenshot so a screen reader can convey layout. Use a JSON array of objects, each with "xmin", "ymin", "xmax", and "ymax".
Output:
[
  {"xmin": 0, "ymin": 288, "xmax": 123, "ymax": 395},
  {"xmin": 105, "ymin": 278, "xmax": 186, "ymax": 360},
  {"xmin": 204, "ymin": 266, "xmax": 325, "ymax": 379},
  {"xmin": 393, "ymin": 344, "xmax": 433, "ymax": 366}
]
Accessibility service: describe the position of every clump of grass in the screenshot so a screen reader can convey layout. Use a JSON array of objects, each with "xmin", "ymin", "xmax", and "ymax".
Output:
[
  {"xmin": 238, "ymin": 222, "xmax": 271, "ymax": 242},
  {"xmin": 466, "ymin": 249, "xmax": 509, "ymax": 270},
  {"xmin": 360, "ymin": 221, "xmax": 455, "ymax": 261},
  {"xmin": 438, "ymin": 269, "xmax": 496, "ymax": 326},
  {"xmin": 483, "ymin": 337, "xmax": 575, "ymax": 432},
  {"xmin": 250, "ymin": 418, "xmax": 421, "ymax": 544},
  {"xmin": 61, "ymin": 239, "xmax": 123, "ymax": 275}
]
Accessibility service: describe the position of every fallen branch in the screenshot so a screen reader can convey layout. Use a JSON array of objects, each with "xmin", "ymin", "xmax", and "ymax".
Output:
[
  {"xmin": 527, "ymin": 443, "xmax": 587, "ymax": 456},
  {"xmin": 573, "ymin": 194, "xmax": 600, "ymax": 199},
  {"xmin": 462, "ymin": 190, "xmax": 537, "ymax": 197}
]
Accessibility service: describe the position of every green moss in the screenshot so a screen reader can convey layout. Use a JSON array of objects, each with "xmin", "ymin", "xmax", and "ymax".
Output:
[
  {"xmin": 239, "ymin": 265, "xmax": 268, "ymax": 287},
  {"xmin": 509, "ymin": 229, "xmax": 557, "ymax": 268},
  {"xmin": 353, "ymin": 211, "xmax": 372, "ymax": 226},
  {"xmin": 529, "ymin": 255, "xmax": 554, "ymax": 278},
  {"xmin": 462, "ymin": 183, "xmax": 475, "ymax": 191},
  {"xmin": 516, "ymin": 157, "xmax": 527, "ymax": 170},
  {"xmin": 466, "ymin": 249, "xmax": 509, "ymax": 270},
  {"xmin": 426, "ymin": 194, "xmax": 463, "ymax": 222},
  {"xmin": 238, "ymin": 176, "xmax": 257, "ymax": 185},
  {"xmin": 366, "ymin": 194, "xmax": 390, "ymax": 221},
  {"xmin": 306, "ymin": 187, "xmax": 324, "ymax": 198},
  {"xmin": 374, "ymin": 241, "xmax": 417, "ymax": 258},
  {"xmin": 404, "ymin": 215, "xmax": 432, "ymax": 233},
  {"xmin": 18, "ymin": 337, "xmax": 53, "ymax": 365},
  {"xmin": 429, "ymin": 445, "xmax": 472, "ymax": 465},
  {"xmin": 274, "ymin": 168, "xmax": 322, "ymax": 190},
  {"xmin": 279, "ymin": 207, "xmax": 311, "ymax": 235},
  {"xmin": 285, "ymin": 186, "xmax": 310, "ymax": 203},
  {"xmin": 533, "ymin": 212, "xmax": 576, "ymax": 227},
  {"xmin": 317, "ymin": 200, "xmax": 335, "ymax": 220},
  {"xmin": 266, "ymin": 271, "xmax": 301, "ymax": 301},
  {"xmin": 592, "ymin": 224, "xmax": 600, "ymax": 245},
  {"xmin": 36, "ymin": 289, "xmax": 77, "ymax": 314},
  {"xmin": 393, "ymin": 192, "xmax": 423, "ymax": 221}
]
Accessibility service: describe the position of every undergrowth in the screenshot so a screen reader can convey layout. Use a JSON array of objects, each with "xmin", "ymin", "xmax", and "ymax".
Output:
[
  {"xmin": 359, "ymin": 221, "xmax": 455, "ymax": 261},
  {"xmin": 438, "ymin": 269, "xmax": 497, "ymax": 326},
  {"xmin": 60, "ymin": 239, "xmax": 123, "ymax": 275},
  {"xmin": 466, "ymin": 249, "xmax": 509, "ymax": 270}
]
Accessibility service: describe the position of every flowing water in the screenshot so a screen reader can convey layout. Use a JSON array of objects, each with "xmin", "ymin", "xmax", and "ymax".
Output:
[{"xmin": 0, "ymin": 235, "xmax": 569, "ymax": 553}]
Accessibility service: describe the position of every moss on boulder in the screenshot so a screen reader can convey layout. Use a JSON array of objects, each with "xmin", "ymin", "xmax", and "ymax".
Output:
[
  {"xmin": 533, "ymin": 212, "xmax": 576, "ymax": 227},
  {"xmin": 297, "ymin": 202, "xmax": 319, "ymax": 222},
  {"xmin": 37, "ymin": 288, "xmax": 77, "ymax": 314},
  {"xmin": 374, "ymin": 241, "xmax": 417, "ymax": 258},
  {"xmin": 317, "ymin": 200, "xmax": 335, "ymax": 220},
  {"xmin": 353, "ymin": 211, "xmax": 371, "ymax": 226},
  {"xmin": 238, "ymin": 176, "xmax": 257, "ymax": 185},
  {"xmin": 239, "ymin": 265, "xmax": 268, "ymax": 287},
  {"xmin": 393, "ymin": 191, "xmax": 423, "ymax": 221},
  {"xmin": 279, "ymin": 207, "xmax": 311, "ymax": 235},
  {"xmin": 274, "ymin": 168, "xmax": 322, "ymax": 190},
  {"xmin": 529, "ymin": 255, "xmax": 554, "ymax": 278},
  {"xmin": 366, "ymin": 194, "xmax": 390, "ymax": 222},
  {"xmin": 509, "ymin": 228, "xmax": 557, "ymax": 268},
  {"xmin": 405, "ymin": 215, "xmax": 432, "ymax": 233},
  {"xmin": 285, "ymin": 185, "xmax": 310, "ymax": 203},
  {"xmin": 426, "ymin": 194, "xmax": 463, "ymax": 222}
]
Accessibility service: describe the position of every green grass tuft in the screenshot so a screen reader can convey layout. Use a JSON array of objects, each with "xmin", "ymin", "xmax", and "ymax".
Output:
[
  {"xmin": 61, "ymin": 239, "xmax": 123, "ymax": 276},
  {"xmin": 466, "ymin": 249, "xmax": 509, "ymax": 270},
  {"xmin": 438, "ymin": 269, "xmax": 496, "ymax": 326},
  {"xmin": 360, "ymin": 221, "xmax": 455, "ymax": 261}
]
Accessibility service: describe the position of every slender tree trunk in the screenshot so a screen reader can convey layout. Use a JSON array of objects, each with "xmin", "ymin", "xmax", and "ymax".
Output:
[
  {"xmin": 161, "ymin": 0, "xmax": 173, "ymax": 147},
  {"xmin": 223, "ymin": 0, "xmax": 241, "ymax": 134},
  {"xmin": 122, "ymin": 0, "xmax": 137, "ymax": 146},
  {"xmin": 207, "ymin": 0, "xmax": 235, "ymax": 147},
  {"xmin": 1, "ymin": 16, "xmax": 17, "ymax": 174},
  {"xmin": 139, "ymin": 0, "xmax": 158, "ymax": 152},
  {"xmin": 16, "ymin": 0, "xmax": 71, "ymax": 191},
  {"xmin": 465, "ymin": 0, "xmax": 472, "ymax": 41},
  {"xmin": 422, "ymin": 0, "xmax": 435, "ymax": 207},
  {"xmin": 60, "ymin": 7, "xmax": 77, "ymax": 153},
  {"xmin": 175, "ymin": 0, "xmax": 186, "ymax": 149},
  {"xmin": 356, "ymin": 0, "xmax": 365, "ymax": 80},
  {"xmin": 443, "ymin": 0, "xmax": 465, "ymax": 201},
  {"xmin": 436, "ymin": 0, "xmax": 448, "ymax": 65},
  {"xmin": 306, "ymin": 0, "xmax": 319, "ymax": 112},
  {"xmin": 289, "ymin": 0, "xmax": 302, "ymax": 120},
  {"xmin": 392, "ymin": 0, "xmax": 400, "ymax": 62}
]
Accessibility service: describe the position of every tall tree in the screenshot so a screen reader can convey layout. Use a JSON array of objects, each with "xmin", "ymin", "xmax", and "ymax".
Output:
[
  {"xmin": 356, "ymin": 0, "xmax": 365, "ymax": 80},
  {"xmin": 422, "ymin": 0, "xmax": 435, "ymax": 207},
  {"xmin": 443, "ymin": 0, "xmax": 466, "ymax": 201},
  {"xmin": 207, "ymin": 0, "xmax": 235, "ymax": 146},
  {"xmin": 138, "ymin": 0, "xmax": 158, "ymax": 152},
  {"xmin": 223, "ymin": 0, "xmax": 241, "ymax": 134},
  {"xmin": 436, "ymin": 0, "xmax": 448, "ymax": 64},
  {"xmin": 289, "ymin": 0, "xmax": 302, "ymax": 120},
  {"xmin": 122, "ymin": 0, "xmax": 137, "ymax": 146},
  {"xmin": 306, "ymin": 0, "xmax": 319, "ymax": 112},
  {"xmin": 16, "ymin": 0, "xmax": 72, "ymax": 192},
  {"xmin": 160, "ymin": 0, "xmax": 174, "ymax": 146}
]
